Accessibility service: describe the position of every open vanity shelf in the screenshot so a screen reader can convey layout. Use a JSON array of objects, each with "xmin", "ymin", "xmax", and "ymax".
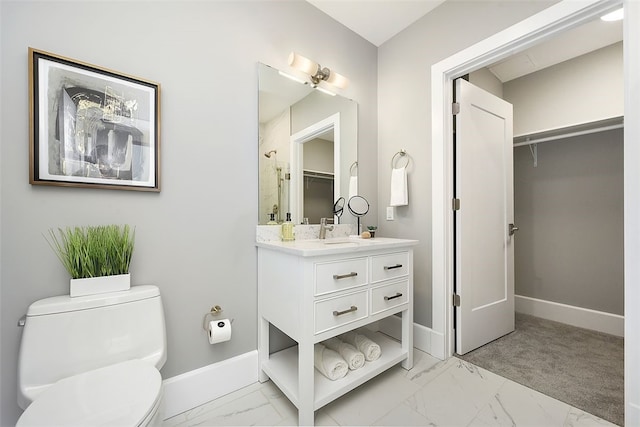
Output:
[
  {"xmin": 262, "ymin": 330, "xmax": 407, "ymax": 411},
  {"xmin": 257, "ymin": 237, "xmax": 418, "ymax": 425}
]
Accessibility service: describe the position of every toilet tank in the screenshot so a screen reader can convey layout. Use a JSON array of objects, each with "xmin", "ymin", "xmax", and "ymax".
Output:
[{"xmin": 18, "ymin": 285, "xmax": 167, "ymax": 409}]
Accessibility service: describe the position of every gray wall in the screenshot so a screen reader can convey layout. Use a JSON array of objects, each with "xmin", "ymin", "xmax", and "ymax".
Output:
[
  {"xmin": 514, "ymin": 129, "xmax": 624, "ymax": 315},
  {"xmin": 0, "ymin": 1, "xmax": 377, "ymax": 424},
  {"xmin": 377, "ymin": 0, "xmax": 558, "ymax": 327},
  {"xmin": 504, "ymin": 42, "xmax": 623, "ymax": 136},
  {"xmin": 469, "ymin": 68, "xmax": 504, "ymax": 98}
]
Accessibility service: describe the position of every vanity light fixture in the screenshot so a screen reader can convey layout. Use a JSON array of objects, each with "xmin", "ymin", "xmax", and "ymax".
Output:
[
  {"xmin": 601, "ymin": 7, "xmax": 623, "ymax": 21},
  {"xmin": 288, "ymin": 52, "xmax": 349, "ymax": 89}
]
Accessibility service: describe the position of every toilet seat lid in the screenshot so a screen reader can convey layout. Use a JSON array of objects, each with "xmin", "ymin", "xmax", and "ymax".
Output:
[{"xmin": 17, "ymin": 359, "xmax": 162, "ymax": 427}]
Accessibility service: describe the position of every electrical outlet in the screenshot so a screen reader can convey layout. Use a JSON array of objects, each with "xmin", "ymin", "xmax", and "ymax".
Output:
[{"xmin": 386, "ymin": 206, "xmax": 395, "ymax": 220}]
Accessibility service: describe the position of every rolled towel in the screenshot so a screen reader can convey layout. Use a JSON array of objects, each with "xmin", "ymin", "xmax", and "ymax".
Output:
[
  {"xmin": 341, "ymin": 331, "xmax": 382, "ymax": 361},
  {"xmin": 323, "ymin": 337, "xmax": 365, "ymax": 370},
  {"xmin": 314, "ymin": 343, "xmax": 348, "ymax": 381}
]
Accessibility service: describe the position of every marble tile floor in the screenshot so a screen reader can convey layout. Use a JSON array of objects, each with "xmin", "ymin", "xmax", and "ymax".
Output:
[{"xmin": 163, "ymin": 349, "xmax": 617, "ymax": 427}]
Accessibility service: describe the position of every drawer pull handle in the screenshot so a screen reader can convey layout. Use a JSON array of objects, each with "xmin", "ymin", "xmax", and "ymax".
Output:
[
  {"xmin": 333, "ymin": 306, "xmax": 358, "ymax": 316},
  {"xmin": 384, "ymin": 264, "xmax": 403, "ymax": 271},
  {"xmin": 333, "ymin": 272, "xmax": 357, "ymax": 280},
  {"xmin": 384, "ymin": 292, "xmax": 403, "ymax": 301}
]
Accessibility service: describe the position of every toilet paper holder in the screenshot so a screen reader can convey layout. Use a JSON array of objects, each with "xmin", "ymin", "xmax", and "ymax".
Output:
[{"xmin": 202, "ymin": 305, "xmax": 233, "ymax": 331}]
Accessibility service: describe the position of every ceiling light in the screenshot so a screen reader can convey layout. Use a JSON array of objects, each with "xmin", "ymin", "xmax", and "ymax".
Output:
[
  {"xmin": 601, "ymin": 8, "xmax": 623, "ymax": 21},
  {"xmin": 288, "ymin": 52, "xmax": 349, "ymax": 89}
]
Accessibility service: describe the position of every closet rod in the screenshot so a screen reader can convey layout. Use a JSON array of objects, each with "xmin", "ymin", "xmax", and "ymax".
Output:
[
  {"xmin": 303, "ymin": 170, "xmax": 334, "ymax": 180},
  {"xmin": 513, "ymin": 123, "xmax": 623, "ymax": 148}
]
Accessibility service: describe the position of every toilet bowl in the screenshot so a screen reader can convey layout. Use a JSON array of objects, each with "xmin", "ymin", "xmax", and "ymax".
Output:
[
  {"xmin": 17, "ymin": 285, "xmax": 167, "ymax": 426},
  {"xmin": 17, "ymin": 360, "xmax": 163, "ymax": 426}
]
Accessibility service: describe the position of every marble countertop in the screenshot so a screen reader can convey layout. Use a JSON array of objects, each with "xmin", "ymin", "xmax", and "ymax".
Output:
[{"xmin": 255, "ymin": 237, "xmax": 418, "ymax": 257}]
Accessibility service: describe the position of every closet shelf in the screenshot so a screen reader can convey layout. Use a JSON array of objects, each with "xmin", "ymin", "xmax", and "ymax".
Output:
[
  {"xmin": 303, "ymin": 170, "xmax": 334, "ymax": 180},
  {"xmin": 513, "ymin": 116, "xmax": 623, "ymax": 147},
  {"xmin": 514, "ymin": 117, "xmax": 623, "ymax": 167}
]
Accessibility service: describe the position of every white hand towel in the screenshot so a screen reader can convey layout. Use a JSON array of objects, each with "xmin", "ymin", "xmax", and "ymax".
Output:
[
  {"xmin": 348, "ymin": 176, "xmax": 358, "ymax": 200},
  {"xmin": 323, "ymin": 337, "xmax": 365, "ymax": 370},
  {"xmin": 314, "ymin": 343, "xmax": 349, "ymax": 381},
  {"xmin": 389, "ymin": 167, "xmax": 408, "ymax": 207},
  {"xmin": 341, "ymin": 332, "xmax": 382, "ymax": 361}
]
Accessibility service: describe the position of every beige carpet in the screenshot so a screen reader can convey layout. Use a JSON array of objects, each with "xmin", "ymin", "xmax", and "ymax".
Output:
[{"xmin": 458, "ymin": 313, "xmax": 624, "ymax": 426}]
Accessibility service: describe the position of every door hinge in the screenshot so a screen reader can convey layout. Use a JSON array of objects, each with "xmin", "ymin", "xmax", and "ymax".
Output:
[
  {"xmin": 452, "ymin": 198, "xmax": 460, "ymax": 211},
  {"xmin": 453, "ymin": 293, "xmax": 461, "ymax": 307},
  {"xmin": 452, "ymin": 102, "xmax": 460, "ymax": 115}
]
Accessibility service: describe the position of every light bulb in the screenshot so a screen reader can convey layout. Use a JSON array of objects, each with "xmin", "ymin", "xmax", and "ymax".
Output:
[
  {"xmin": 325, "ymin": 70, "xmax": 349, "ymax": 89},
  {"xmin": 288, "ymin": 52, "xmax": 319, "ymax": 76}
]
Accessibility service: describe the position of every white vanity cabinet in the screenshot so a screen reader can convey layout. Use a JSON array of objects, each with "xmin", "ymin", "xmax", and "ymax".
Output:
[{"xmin": 257, "ymin": 238, "xmax": 417, "ymax": 426}]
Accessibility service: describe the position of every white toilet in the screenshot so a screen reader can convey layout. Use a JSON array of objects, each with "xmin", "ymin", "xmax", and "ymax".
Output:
[{"xmin": 16, "ymin": 285, "xmax": 167, "ymax": 426}]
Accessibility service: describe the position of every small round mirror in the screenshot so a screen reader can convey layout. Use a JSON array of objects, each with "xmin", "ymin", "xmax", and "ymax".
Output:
[
  {"xmin": 348, "ymin": 195, "xmax": 369, "ymax": 217},
  {"xmin": 333, "ymin": 197, "xmax": 345, "ymax": 224},
  {"xmin": 348, "ymin": 196, "xmax": 369, "ymax": 233}
]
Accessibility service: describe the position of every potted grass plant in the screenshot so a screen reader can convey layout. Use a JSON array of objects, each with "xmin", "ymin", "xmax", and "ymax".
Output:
[{"xmin": 47, "ymin": 224, "xmax": 135, "ymax": 297}]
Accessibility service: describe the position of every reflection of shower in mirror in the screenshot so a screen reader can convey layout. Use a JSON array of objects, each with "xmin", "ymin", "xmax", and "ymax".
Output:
[{"xmin": 261, "ymin": 149, "xmax": 289, "ymax": 224}]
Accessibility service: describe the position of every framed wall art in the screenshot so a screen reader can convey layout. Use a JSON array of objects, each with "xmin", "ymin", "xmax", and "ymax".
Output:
[{"xmin": 29, "ymin": 48, "xmax": 161, "ymax": 191}]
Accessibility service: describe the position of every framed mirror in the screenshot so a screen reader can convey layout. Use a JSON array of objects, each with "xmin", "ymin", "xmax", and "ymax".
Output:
[{"xmin": 258, "ymin": 63, "xmax": 358, "ymax": 225}]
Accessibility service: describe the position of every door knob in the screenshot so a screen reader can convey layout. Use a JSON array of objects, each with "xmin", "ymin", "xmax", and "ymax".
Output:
[{"xmin": 509, "ymin": 223, "xmax": 519, "ymax": 236}]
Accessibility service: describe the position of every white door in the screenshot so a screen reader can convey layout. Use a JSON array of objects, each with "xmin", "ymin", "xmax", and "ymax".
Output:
[{"xmin": 455, "ymin": 78, "xmax": 515, "ymax": 355}]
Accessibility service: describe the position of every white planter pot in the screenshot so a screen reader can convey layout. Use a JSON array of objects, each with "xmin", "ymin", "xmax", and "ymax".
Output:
[{"xmin": 70, "ymin": 273, "xmax": 131, "ymax": 297}]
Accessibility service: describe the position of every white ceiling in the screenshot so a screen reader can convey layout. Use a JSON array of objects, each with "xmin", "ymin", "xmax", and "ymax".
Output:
[
  {"xmin": 305, "ymin": 1, "xmax": 622, "ymax": 81},
  {"xmin": 306, "ymin": 0, "xmax": 445, "ymax": 47}
]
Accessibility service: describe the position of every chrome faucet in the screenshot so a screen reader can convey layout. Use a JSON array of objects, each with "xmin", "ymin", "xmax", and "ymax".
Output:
[{"xmin": 319, "ymin": 218, "xmax": 335, "ymax": 239}]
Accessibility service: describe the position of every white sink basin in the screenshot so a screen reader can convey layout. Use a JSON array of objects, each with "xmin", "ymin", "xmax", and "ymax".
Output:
[{"xmin": 323, "ymin": 238, "xmax": 361, "ymax": 245}]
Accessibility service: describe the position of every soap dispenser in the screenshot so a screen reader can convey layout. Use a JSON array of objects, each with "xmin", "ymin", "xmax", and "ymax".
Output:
[
  {"xmin": 281, "ymin": 213, "xmax": 295, "ymax": 241},
  {"xmin": 267, "ymin": 213, "xmax": 277, "ymax": 225}
]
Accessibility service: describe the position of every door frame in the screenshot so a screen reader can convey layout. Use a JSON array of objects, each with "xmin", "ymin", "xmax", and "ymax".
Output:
[
  {"xmin": 431, "ymin": 0, "xmax": 639, "ymax": 422},
  {"xmin": 290, "ymin": 112, "xmax": 341, "ymax": 224}
]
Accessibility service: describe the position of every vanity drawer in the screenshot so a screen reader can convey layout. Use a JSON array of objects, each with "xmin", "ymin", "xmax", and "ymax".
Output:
[
  {"xmin": 371, "ymin": 252, "xmax": 409, "ymax": 283},
  {"xmin": 370, "ymin": 280, "xmax": 409, "ymax": 315},
  {"xmin": 314, "ymin": 290, "xmax": 368, "ymax": 334},
  {"xmin": 315, "ymin": 257, "xmax": 368, "ymax": 296}
]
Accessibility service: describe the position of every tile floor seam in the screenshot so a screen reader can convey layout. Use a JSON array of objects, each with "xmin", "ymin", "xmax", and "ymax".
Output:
[
  {"xmin": 258, "ymin": 386, "xmax": 289, "ymax": 422},
  {"xmin": 164, "ymin": 349, "xmax": 617, "ymax": 427},
  {"xmin": 407, "ymin": 357, "xmax": 456, "ymax": 385}
]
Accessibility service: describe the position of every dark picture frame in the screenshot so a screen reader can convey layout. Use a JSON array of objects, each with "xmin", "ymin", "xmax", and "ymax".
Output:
[{"xmin": 29, "ymin": 48, "xmax": 161, "ymax": 191}]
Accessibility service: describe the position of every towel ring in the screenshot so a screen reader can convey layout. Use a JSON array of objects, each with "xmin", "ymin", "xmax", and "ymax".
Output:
[
  {"xmin": 391, "ymin": 149, "xmax": 410, "ymax": 169},
  {"xmin": 350, "ymin": 161, "xmax": 358, "ymax": 177}
]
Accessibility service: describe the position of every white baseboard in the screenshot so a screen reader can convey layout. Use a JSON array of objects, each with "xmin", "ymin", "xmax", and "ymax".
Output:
[
  {"xmin": 162, "ymin": 350, "xmax": 258, "ymax": 419},
  {"xmin": 515, "ymin": 295, "xmax": 624, "ymax": 337},
  {"xmin": 377, "ymin": 316, "xmax": 439, "ymax": 357}
]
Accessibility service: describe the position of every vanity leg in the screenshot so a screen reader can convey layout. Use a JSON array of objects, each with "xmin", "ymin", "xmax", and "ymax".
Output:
[
  {"xmin": 258, "ymin": 316, "xmax": 270, "ymax": 383},
  {"xmin": 401, "ymin": 308, "xmax": 414, "ymax": 370},
  {"xmin": 298, "ymin": 339, "xmax": 315, "ymax": 426}
]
